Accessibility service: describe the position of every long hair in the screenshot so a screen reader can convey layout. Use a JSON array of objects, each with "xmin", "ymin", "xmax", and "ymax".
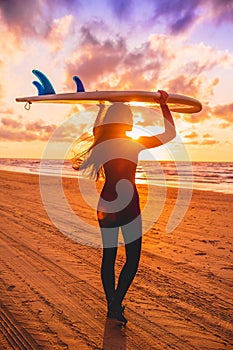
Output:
[{"xmin": 71, "ymin": 103, "xmax": 133, "ymax": 181}]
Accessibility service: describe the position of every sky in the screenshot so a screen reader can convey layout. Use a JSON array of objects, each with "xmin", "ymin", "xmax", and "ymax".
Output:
[{"xmin": 0, "ymin": 0, "xmax": 233, "ymax": 161}]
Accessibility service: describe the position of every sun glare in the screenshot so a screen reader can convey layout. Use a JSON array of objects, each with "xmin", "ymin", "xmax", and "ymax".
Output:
[
  {"xmin": 127, "ymin": 126, "xmax": 149, "ymax": 140},
  {"xmin": 127, "ymin": 130, "xmax": 140, "ymax": 139},
  {"xmin": 129, "ymin": 101, "xmax": 156, "ymax": 107}
]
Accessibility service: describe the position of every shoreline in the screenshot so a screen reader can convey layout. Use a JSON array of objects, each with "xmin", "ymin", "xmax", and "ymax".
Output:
[
  {"xmin": 0, "ymin": 158, "xmax": 233, "ymax": 196},
  {"xmin": 0, "ymin": 167, "xmax": 232, "ymax": 195},
  {"xmin": 0, "ymin": 170, "xmax": 232, "ymax": 349}
]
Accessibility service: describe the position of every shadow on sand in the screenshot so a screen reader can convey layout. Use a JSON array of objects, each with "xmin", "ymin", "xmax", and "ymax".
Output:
[{"xmin": 102, "ymin": 318, "xmax": 127, "ymax": 350}]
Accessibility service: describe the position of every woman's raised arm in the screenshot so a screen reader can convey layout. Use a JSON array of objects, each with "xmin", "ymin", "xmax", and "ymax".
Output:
[{"xmin": 138, "ymin": 90, "xmax": 176, "ymax": 149}]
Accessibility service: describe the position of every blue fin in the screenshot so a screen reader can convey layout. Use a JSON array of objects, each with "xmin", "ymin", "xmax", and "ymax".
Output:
[
  {"xmin": 73, "ymin": 76, "xmax": 85, "ymax": 92},
  {"xmin": 32, "ymin": 69, "xmax": 56, "ymax": 95},
  {"xmin": 32, "ymin": 81, "xmax": 45, "ymax": 95}
]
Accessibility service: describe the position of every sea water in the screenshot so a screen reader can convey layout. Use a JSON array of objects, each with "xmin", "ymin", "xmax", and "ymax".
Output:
[{"xmin": 0, "ymin": 158, "xmax": 232, "ymax": 194}]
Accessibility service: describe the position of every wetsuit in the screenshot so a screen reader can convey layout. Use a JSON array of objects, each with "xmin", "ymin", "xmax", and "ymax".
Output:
[{"xmin": 97, "ymin": 138, "xmax": 142, "ymax": 306}]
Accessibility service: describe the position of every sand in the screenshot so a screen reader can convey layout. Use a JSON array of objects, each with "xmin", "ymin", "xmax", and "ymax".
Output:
[{"xmin": 0, "ymin": 170, "xmax": 232, "ymax": 350}]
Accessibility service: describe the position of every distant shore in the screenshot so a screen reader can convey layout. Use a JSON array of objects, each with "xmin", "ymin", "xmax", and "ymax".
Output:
[{"xmin": 0, "ymin": 170, "xmax": 232, "ymax": 349}]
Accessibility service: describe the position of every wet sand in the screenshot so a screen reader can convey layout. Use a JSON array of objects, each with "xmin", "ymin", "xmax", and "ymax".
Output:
[{"xmin": 0, "ymin": 170, "xmax": 232, "ymax": 349}]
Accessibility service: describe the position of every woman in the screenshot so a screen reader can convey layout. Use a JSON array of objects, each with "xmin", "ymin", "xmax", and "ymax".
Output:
[{"xmin": 73, "ymin": 90, "xmax": 176, "ymax": 324}]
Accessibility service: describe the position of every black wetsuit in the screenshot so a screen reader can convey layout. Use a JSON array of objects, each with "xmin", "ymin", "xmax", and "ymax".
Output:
[
  {"xmin": 98, "ymin": 158, "xmax": 140, "ymax": 227},
  {"xmin": 97, "ymin": 138, "xmax": 143, "ymax": 306}
]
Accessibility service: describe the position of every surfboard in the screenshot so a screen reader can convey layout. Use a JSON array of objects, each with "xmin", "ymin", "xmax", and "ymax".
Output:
[{"xmin": 16, "ymin": 91, "xmax": 202, "ymax": 113}]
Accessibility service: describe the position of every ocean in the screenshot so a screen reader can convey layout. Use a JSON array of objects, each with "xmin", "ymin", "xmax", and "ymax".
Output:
[{"xmin": 0, "ymin": 158, "xmax": 232, "ymax": 194}]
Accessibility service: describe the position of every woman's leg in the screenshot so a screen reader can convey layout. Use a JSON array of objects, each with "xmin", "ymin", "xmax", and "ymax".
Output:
[
  {"xmin": 100, "ymin": 227, "xmax": 119, "ymax": 305},
  {"xmin": 111, "ymin": 216, "xmax": 142, "ymax": 307}
]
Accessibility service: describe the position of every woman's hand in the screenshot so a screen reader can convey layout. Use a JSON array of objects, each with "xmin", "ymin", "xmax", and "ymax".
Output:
[
  {"xmin": 157, "ymin": 90, "xmax": 169, "ymax": 105},
  {"xmin": 134, "ymin": 89, "xmax": 176, "ymax": 148}
]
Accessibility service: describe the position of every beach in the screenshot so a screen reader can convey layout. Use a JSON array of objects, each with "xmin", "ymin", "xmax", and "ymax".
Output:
[{"xmin": 0, "ymin": 170, "xmax": 232, "ymax": 349}]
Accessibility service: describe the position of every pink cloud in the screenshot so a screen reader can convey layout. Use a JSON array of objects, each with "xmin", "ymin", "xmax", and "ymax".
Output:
[
  {"xmin": 25, "ymin": 120, "xmax": 56, "ymax": 133},
  {"xmin": 213, "ymin": 103, "xmax": 233, "ymax": 122},
  {"xmin": 183, "ymin": 105, "xmax": 212, "ymax": 123},
  {"xmin": 0, "ymin": 117, "xmax": 58, "ymax": 142},
  {"xmin": 1, "ymin": 0, "xmax": 232, "ymax": 43},
  {"xmin": 183, "ymin": 102, "xmax": 233, "ymax": 126},
  {"xmin": 0, "ymin": 110, "xmax": 93, "ymax": 143},
  {"xmin": 0, "ymin": 129, "xmax": 39, "ymax": 141},
  {"xmin": 65, "ymin": 30, "xmax": 173, "ymax": 91},
  {"xmin": 0, "ymin": 0, "xmax": 80, "ymax": 38},
  {"xmin": 0, "ymin": 0, "xmax": 50, "ymax": 38},
  {"xmin": 51, "ymin": 122, "xmax": 83, "ymax": 142},
  {"xmin": 64, "ymin": 26, "xmax": 231, "ymax": 102},
  {"xmin": 167, "ymin": 75, "xmax": 202, "ymax": 97},
  {"xmin": 1, "ymin": 117, "xmax": 23, "ymax": 128},
  {"xmin": 65, "ymin": 27, "xmax": 128, "ymax": 89},
  {"xmin": 209, "ymin": 0, "xmax": 233, "ymax": 24}
]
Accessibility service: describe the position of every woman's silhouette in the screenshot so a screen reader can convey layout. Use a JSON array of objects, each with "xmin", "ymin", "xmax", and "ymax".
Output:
[{"xmin": 73, "ymin": 90, "xmax": 176, "ymax": 324}]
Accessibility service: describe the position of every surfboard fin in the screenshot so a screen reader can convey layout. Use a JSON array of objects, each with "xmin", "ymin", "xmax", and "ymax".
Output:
[
  {"xmin": 32, "ymin": 81, "xmax": 45, "ymax": 95},
  {"xmin": 32, "ymin": 69, "xmax": 56, "ymax": 95},
  {"xmin": 73, "ymin": 76, "xmax": 85, "ymax": 92}
]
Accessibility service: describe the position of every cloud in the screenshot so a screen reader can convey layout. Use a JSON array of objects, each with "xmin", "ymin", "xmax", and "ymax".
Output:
[
  {"xmin": 150, "ymin": 0, "xmax": 201, "ymax": 34},
  {"xmin": 1, "ymin": 116, "xmax": 23, "ymax": 129},
  {"xmin": 106, "ymin": 0, "xmax": 201, "ymax": 32},
  {"xmin": 201, "ymin": 139, "xmax": 218, "ymax": 145},
  {"xmin": 182, "ymin": 131, "xmax": 217, "ymax": 146},
  {"xmin": 65, "ymin": 31, "xmax": 177, "ymax": 91},
  {"xmin": 183, "ymin": 105, "xmax": 212, "ymax": 123},
  {"xmin": 167, "ymin": 75, "xmax": 201, "ymax": 97},
  {"xmin": 0, "ymin": 0, "xmax": 80, "ymax": 38},
  {"xmin": 0, "ymin": 107, "xmax": 14, "ymax": 115},
  {"xmin": 143, "ymin": 0, "xmax": 233, "ymax": 35},
  {"xmin": 0, "ymin": 116, "xmax": 57, "ymax": 141},
  {"xmin": 184, "ymin": 131, "xmax": 199, "ymax": 139},
  {"xmin": 0, "ymin": 0, "xmax": 49, "ymax": 38},
  {"xmin": 46, "ymin": 15, "xmax": 74, "ymax": 52},
  {"xmin": 208, "ymin": 0, "xmax": 233, "ymax": 24},
  {"xmin": 25, "ymin": 121, "xmax": 56, "ymax": 133},
  {"xmin": 212, "ymin": 103, "xmax": 233, "ymax": 122},
  {"xmin": 0, "ymin": 129, "xmax": 38, "ymax": 141},
  {"xmin": 184, "ymin": 137, "xmax": 218, "ymax": 146},
  {"xmin": 203, "ymin": 133, "xmax": 212, "ymax": 138},
  {"xmin": 1, "ymin": 0, "xmax": 232, "ymax": 43},
  {"xmin": 63, "ymin": 28, "xmax": 232, "ymax": 116},
  {"xmin": 65, "ymin": 26, "xmax": 128, "ymax": 89},
  {"xmin": 50, "ymin": 122, "xmax": 83, "ymax": 142},
  {"xmin": 201, "ymin": 133, "xmax": 218, "ymax": 145},
  {"xmin": 0, "ymin": 113, "xmax": 91, "ymax": 143},
  {"xmin": 183, "ymin": 102, "xmax": 233, "ymax": 125},
  {"xmin": 219, "ymin": 122, "xmax": 231, "ymax": 129}
]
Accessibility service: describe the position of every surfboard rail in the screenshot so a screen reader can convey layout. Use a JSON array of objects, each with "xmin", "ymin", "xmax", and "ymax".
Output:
[{"xmin": 16, "ymin": 91, "xmax": 202, "ymax": 114}]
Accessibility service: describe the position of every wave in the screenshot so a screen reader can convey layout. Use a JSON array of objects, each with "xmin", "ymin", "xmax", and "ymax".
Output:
[{"xmin": 0, "ymin": 158, "xmax": 232, "ymax": 194}]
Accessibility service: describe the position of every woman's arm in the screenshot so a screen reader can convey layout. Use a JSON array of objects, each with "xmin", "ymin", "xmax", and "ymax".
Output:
[{"xmin": 138, "ymin": 90, "xmax": 176, "ymax": 149}]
